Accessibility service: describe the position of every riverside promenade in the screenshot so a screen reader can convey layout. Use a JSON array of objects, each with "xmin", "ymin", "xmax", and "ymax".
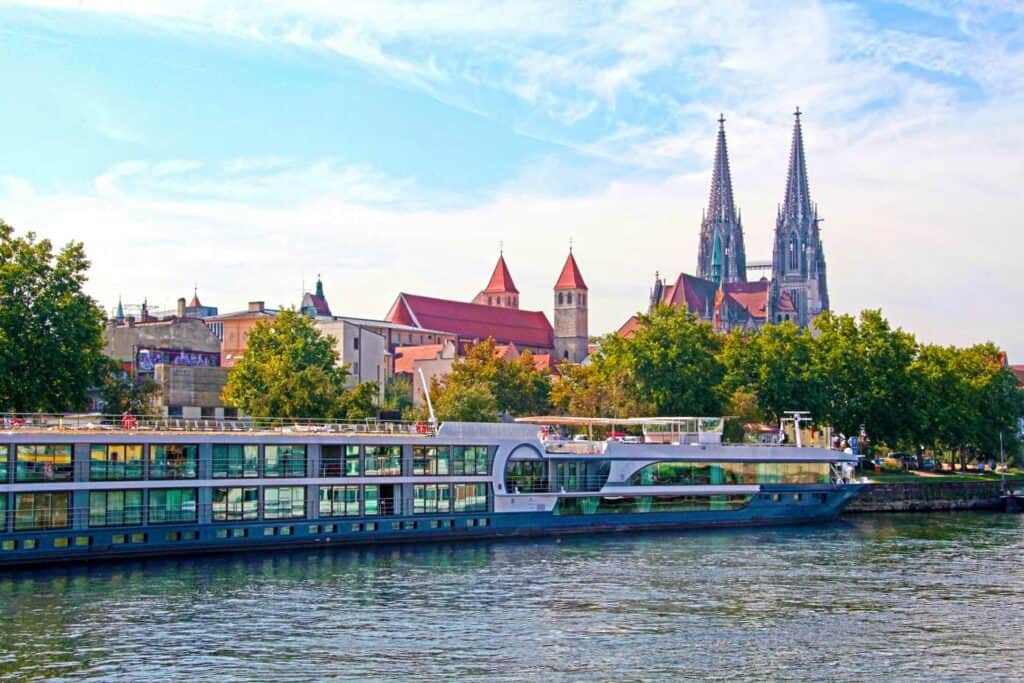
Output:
[{"xmin": 846, "ymin": 478, "xmax": 1024, "ymax": 513}]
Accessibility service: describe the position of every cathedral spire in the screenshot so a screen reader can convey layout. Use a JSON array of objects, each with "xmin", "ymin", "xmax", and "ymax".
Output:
[
  {"xmin": 707, "ymin": 113, "xmax": 736, "ymax": 223},
  {"xmin": 697, "ymin": 114, "xmax": 747, "ymax": 284},
  {"xmin": 782, "ymin": 107, "xmax": 812, "ymax": 221}
]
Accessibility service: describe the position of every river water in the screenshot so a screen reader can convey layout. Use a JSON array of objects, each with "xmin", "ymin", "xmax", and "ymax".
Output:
[{"xmin": 0, "ymin": 512, "xmax": 1021, "ymax": 682}]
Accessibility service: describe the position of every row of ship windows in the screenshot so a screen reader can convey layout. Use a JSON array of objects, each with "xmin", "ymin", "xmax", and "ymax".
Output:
[
  {"xmin": 0, "ymin": 517, "xmax": 494, "ymax": 553},
  {"xmin": 0, "ymin": 484, "xmax": 490, "ymax": 532},
  {"xmin": 0, "ymin": 444, "xmax": 490, "ymax": 482}
]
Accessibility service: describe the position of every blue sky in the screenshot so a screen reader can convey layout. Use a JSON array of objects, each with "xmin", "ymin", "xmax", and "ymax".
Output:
[{"xmin": 1, "ymin": 1, "xmax": 1022, "ymax": 357}]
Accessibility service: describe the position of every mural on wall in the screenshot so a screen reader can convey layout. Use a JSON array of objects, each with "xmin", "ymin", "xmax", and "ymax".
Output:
[{"xmin": 136, "ymin": 348, "xmax": 221, "ymax": 372}]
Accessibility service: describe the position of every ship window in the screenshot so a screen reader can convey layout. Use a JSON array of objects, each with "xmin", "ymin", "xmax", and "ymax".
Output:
[
  {"xmin": 413, "ymin": 446, "xmax": 450, "ymax": 475},
  {"xmin": 264, "ymin": 445, "xmax": 306, "ymax": 478},
  {"xmin": 351, "ymin": 522, "xmax": 362, "ymax": 532},
  {"xmin": 452, "ymin": 446, "xmax": 488, "ymax": 475},
  {"xmin": 263, "ymin": 486, "xmax": 306, "ymax": 520},
  {"xmin": 453, "ymin": 483, "xmax": 488, "ymax": 513},
  {"xmin": 0, "ymin": 493, "xmax": 5, "ymax": 532},
  {"xmin": 212, "ymin": 445, "xmax": 259, "ymax": 478},
  {"xmin": 148, "ymin": 488, "xmax": 198, "ymax": 524},
  {"xmin": 505, "ymin": 459, "xmax": 546, "ymax": 493},
  {"xmin": 90, "ymin": 444, "xmax": 144, "ymax": 481},
  {"xmin": 319, "ymin": 445, "xmax": 362, "ymax": 477},
  {"xmin": 88, "ymin": 490, "xmax": 143, "ymax": 527},
  {"xmin": 53, "ymin": 537, "xmax": 70, "ymax": 549},
  {"xmin": 0, "ymin": 445, "xmax": 6, "ymax": 482},
  {"xmin": 553, "ymin": 495, "xmax": 752, "ymax": 515},
  {"xmin": 1, "ymin": 539, "xmax": 14, "ymax": 551},
  {"xmin": 319, "ymin": 485, "xmax": 361, "ymax": 517},
  {"xmin": 14, "ymin": 492, "xmax": 70, "ymax": 531},
  {"xmin": 414, "ymin": 484, "xmax": 451, "ymax": 514},
  {"xmin": 628, "ymin": 462, "xmax": 829, "ymax": 486},
  {"xmin": 364, "ymin": 446, "xmax": 402, "ymax": 476},
  {"xmin": 149, "ymin": 445, "xmax": 198, "ymax": 480},
  {"xmin": 212, "ymin": 487, "xmax": 259, "ymax": 521},
  {"xmin": 15, "ymin": 445, "xmax": 72, "ymax": 482}
]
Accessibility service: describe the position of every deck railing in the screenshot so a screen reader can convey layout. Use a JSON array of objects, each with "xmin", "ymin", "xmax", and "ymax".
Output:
[{"xmin": 0, "ymin": 413, "xmax": 436, "ymax": 437}]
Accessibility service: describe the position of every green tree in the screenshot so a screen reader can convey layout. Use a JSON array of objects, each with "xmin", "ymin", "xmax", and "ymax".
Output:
[
  {"xmin": 720, "ymin": 322, "xmax": 821, "ymax": 423},
  {"xmin": 912, "ymin": 343, "xmax": 1023, "ymax": 468},
  {"xmin": 550, "ymin": 350, "xmax": 649, "ymax": 418},
  {"xmin": 382, "ymin": 375, "xmax": 414, "ymax": 416},
  {"xmin": 431, "ymin": 378, "xmax": 498, "ymax": 422},
  {"xmin": 602, "ymin": 304, "xmax": 725, "ymax": 416},
  {"xmin": 0, "ymin": 221, "xmax": 106, "ymax": 412},
  {"xmin": 99, "ymin": 359, "xmax": 158, "ymax": 418},
  {"xmin": 338, "ymin": 381, "xmax": 379, "ymax": 421},
  {"xmin": 812, "ymin": 309, "xmax": 918, "ymax": 447},
  {"xmin": 434, "ymin": 338, "xmax": 550, "ymax": 417},
  {"xmin": 222, "ymin": 308, "xmax": 350, "ymax": 419}
]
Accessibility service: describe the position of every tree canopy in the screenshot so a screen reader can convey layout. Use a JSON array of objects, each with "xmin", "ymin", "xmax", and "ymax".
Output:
[
  {"xmin": 221, "ymin": 308, "xmax": 356, "ymax": 419},
  {"xmin": 0, "ymin": 220, "xmax": 106, "ymax": 412},
  {"xmin": 429, "ymin": 338, "xmax": 550, "ymax": 421}
]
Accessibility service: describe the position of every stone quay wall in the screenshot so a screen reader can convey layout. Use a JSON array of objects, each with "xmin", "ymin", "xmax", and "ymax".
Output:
[{"xmin": 845, "ymin": 480, "xmax": 1024, "ymax": 513}]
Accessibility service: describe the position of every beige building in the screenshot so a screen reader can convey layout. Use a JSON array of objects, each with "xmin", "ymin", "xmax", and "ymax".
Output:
[
  {"xmin": 314, "ymin": 318, "xmax": 390, "ymax": 390},
  {"xmin": 103, "ymin": 317, "xmax": 228, "ymax": 418}
]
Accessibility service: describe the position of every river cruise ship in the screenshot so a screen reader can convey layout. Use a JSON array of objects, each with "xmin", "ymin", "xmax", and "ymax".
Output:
[{"xmin": 0, "ymin": 414, "xmax": 861, "ymax": 567}]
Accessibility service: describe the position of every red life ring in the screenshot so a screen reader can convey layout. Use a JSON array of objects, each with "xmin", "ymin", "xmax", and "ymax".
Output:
[
  {"xmin": 121, "ymin": 414, "xmax": 138, "ymax": 430},
  {"xmin": 415, "ymin": 421, "xmax": 427, "ymax": 434}
]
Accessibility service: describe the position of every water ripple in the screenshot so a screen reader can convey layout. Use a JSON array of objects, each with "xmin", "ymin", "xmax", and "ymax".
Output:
[{"xmin": 0, "ymin": 512, "xmax": 1022, "ymax": 682}]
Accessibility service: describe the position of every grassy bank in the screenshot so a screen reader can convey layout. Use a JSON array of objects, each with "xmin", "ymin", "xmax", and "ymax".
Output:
[{"xmin": 864, "ymin": 469, "xmax": 1023, "ymax": 484}]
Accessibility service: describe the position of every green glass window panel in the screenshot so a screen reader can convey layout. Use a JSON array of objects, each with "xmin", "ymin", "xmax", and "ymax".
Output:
[
  {"xmin": 413, "ymin": 484, "xmax": 452, "ymax": 514},
  {"xmin": 212, "ymin": 487, "xmax": 259, "ymax": 521},
  {"xmin": 364, "ymin": 485, "xmax": 378, "ymax": 515},
  {"xmin": 628, "ymin": 461, "xmax": 830, "ymax": 486},
  {"xmin": 263, "ymin": 486, "xmax": 306, "ymax": 520},
  {"xmin": 0, "ymin": 493, "xmax": 6, "ymax": 532},
  {"xmin": 453, "ymin": 483, "xmax": 488, "ymax": 513},
  {"xmin": 344, "ymin": 445, "xmax": 361, "ymax": 476},
  {"xmin": 148, "ymin": 488, "xmax": 197, "ymax": 524},
  {"xmin": 413, "ymin": 447, "xmax": 451, "ymax": 476},
  {"xmin": 212, "ymin": 445, "xmax": 259, "ymax": 478},
  {"xmin": 364, "ymin": 446, "xmax": 401, "ymax": 476},
  {"xmin": 504, "ymin": 460, "xmax": 546, "ymax": 493},
  {"xmin": 149, "ymin": 445, "xmax": 198, "ymax": 480},
  {"xmin": 88, "ymin": 490, "xmax": 143, "ymax": 527},
  {"xmin": 15, "ymin": 445, "xmax": 73, "ymax": 482},
  {"xmin": 318, "ymin": 486, "xmax": 360, "ymax": 517},
  {"xmin": 264, "ymin": 445, "xmax": 306, "ymax": 478},
  {"xmin": 89, "ymin": 444, "xmax": 144, "ymax": 481},
  {"xmin": 14, "ymin": 492, "xmax": 70, "ymax": 530},
  {"xmin": 0, "ymin": 445, "xmax": 8, "ymax": 482}
]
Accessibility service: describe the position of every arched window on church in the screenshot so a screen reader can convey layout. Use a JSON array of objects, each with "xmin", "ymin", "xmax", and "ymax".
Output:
[
  {"xmin": 567, "ymin": 292, "xmax": 573, "ymax": 305},
  {"xmin": 788, "ymin": 234, "xmax": 799, "ymax": 272},
  {"xmin": 558, "ymin": 292, "xmax": 563, "ymax": 305},
  {"xmin": 488, "ymin": 296, "xmax": 492, "ymax": 306}
]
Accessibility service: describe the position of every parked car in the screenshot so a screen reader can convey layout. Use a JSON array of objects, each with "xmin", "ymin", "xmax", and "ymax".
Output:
[{"xmin": 921, "ymin": 458, "xmax": 936, "ymax": 471}]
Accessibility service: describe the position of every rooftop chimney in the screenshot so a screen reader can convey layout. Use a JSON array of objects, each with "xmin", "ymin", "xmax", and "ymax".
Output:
[
  {"xmin": 248, "ymin": 301, "xmax": 265, "ymax": 312},
  {"xmin": 176, "ymin": 297, "xmax": 186, "ymax": 318}
]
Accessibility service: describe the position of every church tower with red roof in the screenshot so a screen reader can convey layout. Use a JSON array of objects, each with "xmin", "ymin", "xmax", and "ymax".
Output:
[
  {"xmin": 553, "ymin": 248, "xmax": 589, "ymax": 363},
  {"xmin": 473, "ymin": 253, "xmax": 520, "ymax": 309}
]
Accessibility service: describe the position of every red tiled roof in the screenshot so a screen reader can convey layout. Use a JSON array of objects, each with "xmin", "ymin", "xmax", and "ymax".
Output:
[
  {"xmin": 394, "ymin": 344, "xmax": 446, "ymax": 374},
  {"xmin": 532, "ymin": 353, "xmax": 559, "ymax": 375},
  {"xmin": 1010, "ymin": 364, "xmax": 1024, "ymax": 386},
  {"xmin": 554, "ymin": 252, "xmax": 588, "ymax": 290},
  {"xmin": 616, "ymin": 315, "xmax": 644, "ymax": 339},
  {"xmin": 303, "ymin": 293, "xmax": 332, "ymax": 317},
  {"xmin": 724, "ymin": 280, "xmax": 769, "ymax": 319},
  {"xmin": 189, "ymin": 293, "xmax": 202, "ymax": 308},
  {"xmin": 386, "ymin": 293, "xmax": 553, "ymax": 349},
  {"xmin": 494, "ymin": 343, "xmax": 519, "ymax": 360},
  {"xmin": 481, "ymin": 255, "xmax": 519, "ymax": 294}
]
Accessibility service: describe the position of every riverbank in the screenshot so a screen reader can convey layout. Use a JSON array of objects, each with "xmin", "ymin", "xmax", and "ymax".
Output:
[{"xmin": 845, "ymin": 479, "xmax": 1024, "ymax": 513}]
